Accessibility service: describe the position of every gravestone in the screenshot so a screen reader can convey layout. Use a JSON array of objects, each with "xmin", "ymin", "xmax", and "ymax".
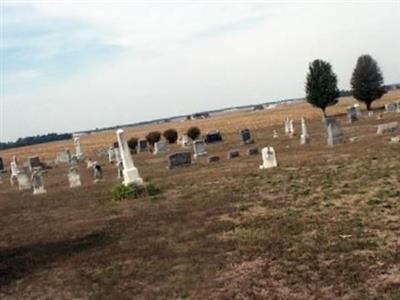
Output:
[
  {"xmin": 116, "ymin": 129, "xmax": 143, "ymax": 185},
  {"xmin": 289, "ymin": 120, "xmax": 295, "ymax": 136},
  {"xmin": 207, "ymin": 155, "xmax": 220, "ymax": 163},
  {"xmin": 154, "ymin": 141, "xmax": 167, "ymax": 155},
  {"xmin": 31, "ymin": 170, "xmax": 46, "ymax": 194},
  {"xmin": 193, "ymin": 140, "xmax": 207, "ymax": 158},
  {"xmin": 86, "ymin": 158, "xmax": 94, "ymax": 169},
  {"xmin": 368, "ymin": 111, "xmax": 374, "ymax": 117},
  {"xmin": 137, "ymin": 138, "xmax": 149, "ymax": 152},
  {"xmin": 227, "ymin": 149, "xmax": 240, "ymax": 159},
  {"xmin": 96, "ymin": 148, "xmax": 109, "ymax": 158},
  {"xmin": 108, "ymin": 147, "xmax": 116, "ymax": 163},
  {"xmin": 10, "ymin": 156, "xmax": 19, "ymax": 185},
  {"xmin": 28, "ymin": 156, "xmax": 43, "ymax": 171},
  {"xmin": 114, "ymin": 147, "xmax": 122, "ymax": 164},
  {"xmin": 93, "ymin": 163, "xmax": 103, "ymax": 183},
  {"xmin": 327, "ymin": 122, "xmax": 343, "ymax": 146},
  {"xmin": 0, "ymin": 157, "xmax": 4, "ymax": 172},
  {"xmin": 247, "ymin": 147, "xmax": 259, "ymax": 156},
  {"xmin": 284, "ymin": 117, "xmax": 290, "ymax": 134},
  {"xmin": 397, "ymin": 101, "xmax": 400, "ymax": 113},
  {"xmin": 346, "ymin": 106, "xmax": 358, "ymax": 123},
  {"xmin": 178, "ymin": 135, "xmax": 191, "ymax": 147},
  {"xmin": 205, "ymin": 131, "xmax": 223, "ymax": 143},
  {"xmin": 74, "ymin": 136, "xmax": 83, "ymax": 158},
  {"xmin": 273, "ymin": 130, "xmax": 278, "ymax": 139},
  {"xmin": 300, "ymin": 117, "xmax": 310, "ymax": 145},
  {"xmin": 259, "ymin": 147, "xmax": 278, "ymax": 169},
  {"xmin": 168, "ymin": 152, "xmax": 192, "ymax": 169},
  {"xmin": 323, "ymin": 117, "xmax": 337, "ymax": 128},
  {"xmin": 385, "ymin": 102, "xmax": 397, "ymax": 113},
  {"xmin": 240, "ymin": 129, "xmax": 253, "ymax": 144},
  {"xmin": 376, "ymin": 122, "xmax": 399, "ymax": 134},
  {"xmin": 68, "ymin": 167, "xmax": 82, "ymax": 188},
  {"xmin": 390, "ymin": 136, "xmax": 400, "ymax": 144},
  {"xmin": 17, "ymin": 171, "xmax": 31, "ymax": 191},
  {"xmin": 55, "ymin": 150, "xmax": 71, "ymax": 164},
  {"xmin": 70, "ymin": 155, "xmax": 79, "ymax": 166}
]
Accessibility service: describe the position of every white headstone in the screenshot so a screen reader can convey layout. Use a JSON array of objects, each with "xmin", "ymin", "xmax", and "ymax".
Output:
[
  {"xmin": 273, "ymin": 130, "xmax": 278, "ymax": 139},
  {"xmin": 193, "ymin": 140, "xmax": 207, "ymax": 158},
  {"xmin": 284, "ymin": 117, "xmax": 290, "ymax": 134},
  {"xmin": 300, "ymin": 117, "xmax": 309, "ymax": 145},
  {"xmin": 376, "ymin": 122, "xmax": 399, "ymax": 134},
  {"xmin": 116, "ymin": 129, "xmax": 143, "ymax": 185},
  {"xmin": 68, "ymin": 167, "xmax": 82, "ymax": 188},
  {"xmin": 289, "ymin": 120, "xmax": 294, "ymax": 136},
  {"xmin": 86, "ymin": 158, "xmax": 94, "ymax": 169},
  {"xmin": 17, "ymin": 172, "xmax": 31, "ymax": 191},
  {"xmin": 259, "ymin": 147, "xmax": 278, "ymax": 169},
  {"xmin": 74, "ymin": 137, "xmax": 83, "ymax": 158},
  {"xmin": 178, "ymin": 135, "xmax": 191, "ymax": 147}
]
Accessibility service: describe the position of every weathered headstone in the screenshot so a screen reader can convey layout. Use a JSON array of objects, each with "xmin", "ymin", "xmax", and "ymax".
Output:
[
  {"xmin": 240, "ymin": 128, "xmax": 253, "ymax": 144},
  {"xmin": 17, "ymin": 171, "xmax": 31, "ymax": 191},
  {"xmin": 273, "ymin": 130, "xmax": 278, "ymax": 139},
  {"xmin": 116, "ymin": 129, "xmax": 143, "ymax": 185},
  {"xmin": 284, "ymin": 117, "xmax": 290, "ymax": 134},
  {"xmin": 390, "ymin": 136, "xmax": 400, "ymax": 144},
  {"xmin": 55, "ymin": 150, "xmax": 71, "ymax": 164},
  {"xmin": 68, "ymin": 167, "xmax": 82, "ymax": 188},
  {"xmin": 227, "ymin": 149, "xmax": 240, "ymax": 160},
  {"xmin": 396, "ymin": 101, "xmax": 400, "ymax": 113},
  {"xmin": 154, "ymin": 141, "xmax": 167, "ymax": 155},
  {"xmin": 207, "ymin": 155, "xmax": 220, "ymax": 163},
  {"xmin": 74, "ymin": 136, "xmax": 83, "ymax": 158},
  {"xmin": 259, "ymin": 147, "xmax": 278, "ymax": 169},
  {"xmin": 300, "ymin": 117, "xmax": 310, "ymax": 145},
  {"xmin": 205, "ymin": 131, "xmax": 223, "ymax": 143},
  {"xmin": 289, "ymin": 120, "xmax": 295, "ymax": 136},
  {"xmin": 178, "ymin": 135, "xmax": 191, "ymax": 147},
  {"xmin": 10, "ymin": 156, "xmax": 19, "ymax": 185},
  {"xmin": 247, "ymin": 147, "xmax": 259, "ymax": 155},
  {"xmin": 376, "ymin": 122, "xmax": 399, "ymax": 134},
  {"xmin": 86, "ymin": 158, "xmax": 94, "ymax": 169},
  {"xmin": 368, "ymin": 111, "xmax": 374, "ymax": 117},
  {"xmin": 385, "ymin": 102, "xmax": 397, "ymax": 113},
  {"xmin": 70, "ymin": 155, "xmax": 79, "ymax": 166},
  {"xmin": 137, "ymin": 138, "xmax": 149, "ymax": 152},
  {"xmin": 31, "ymin": 170, "xmax": 46, "ymax": 194},
  {"xmin": 168, "ymin": 152, "xmax": 192, "ymax": 169},
  {"xmin": 93, "ymin": 163, "xmax": 103, "ymax": 183},
  {"xmin": 193, "ymin": 140, "xmax": 207, "ymax": 158},
  {"xmin": 327, "ymin": 122, "xmax": 343, "ymax": 146},
  {"xmin": 346, "ymin": 106, "xmax": 358, "ymax": 123}
]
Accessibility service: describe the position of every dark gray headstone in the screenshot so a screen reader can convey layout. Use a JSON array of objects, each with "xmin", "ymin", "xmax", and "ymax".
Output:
[
  {"xmin": 207, "ymin": 155, "xmax": 220, "ymax": 163},
  {"xmin": 247, "ymin": 147, "xmax": 259, "ymax": 156},
  {"xmin": 28, "ymin": 156, "xmax": 42, "ymax": 170},
  {"xmin": 240, "ymin": 129, "xmax": 252, "ymax": 144},
  {"xmin": 205, "ymin": 131, "xmax": 223, "ymax": 143},
  {"xmin": 228, "ymin": 149, "xmax": 240, "ymax": 159},
  {"xmin": 138, "ymin": 139, "xmax": 148, "ymax": 152},
  {"xmin": 168, "ymin": 152, "xmax": 192, "ymax": 169},
  {"xmin": 0, "ymin": 157, "xmax": 4, "ymax": 171}
]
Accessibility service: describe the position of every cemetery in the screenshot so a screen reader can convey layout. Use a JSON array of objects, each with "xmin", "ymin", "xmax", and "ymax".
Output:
[{"xmin": 0, "ymin": 92, "xmax": 399, "ymax": 298}]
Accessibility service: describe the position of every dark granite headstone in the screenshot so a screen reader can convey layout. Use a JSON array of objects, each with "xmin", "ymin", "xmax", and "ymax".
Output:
[
  {"xmin": 227, "ymin": 149, "xmax": 240, "ymax": 159},
  {"xmin": 168, "ymin": 152, "xmax": 192, "ymax": 169},
  {"xmin": 247, "ymin": 147, "xmax": 259, "ymax": 156},
  {"xmin": 240, "ymin": 129, "xmax": 252, "ymax": 144},
  {"xmin": 28, "ymin": 156, "xmax": 42, "ymax": 170},
  {"xmin": 0, "ymin": 157, "xmax": 4, "ymax": 171},
  {"xmin": 205, "ymin": 131, "xmax": 223, "ymax": 143},
  {"xmin": 138, "ymin": 139, "xmax": 148, "ymax": 152}
]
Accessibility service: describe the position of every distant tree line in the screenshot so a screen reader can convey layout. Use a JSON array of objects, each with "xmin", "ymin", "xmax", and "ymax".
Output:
[{"xmin": 0, "ymin": 133, "xmax": 72, "ymax": 150}]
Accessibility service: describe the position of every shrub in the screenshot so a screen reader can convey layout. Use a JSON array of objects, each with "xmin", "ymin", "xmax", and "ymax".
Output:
[
  {"xmin": 146, "ymin": 131, "xmax": 161, "ymax": 146},
  {"xmin": 187, "ymin": 126, "xmax": 201, "ymax": 140},
  {"xmin": 112, "ymin": 182, "xmax": 162, "ymax": 201},
  {"xmin": 163, "ymin": 128, "xmax": 178, "ymax": 144},
  {"xmin": 127, "ymin": 137, "xmax": 138, "ymax": 151},
  {"xmin": 146, "ymin": 182, "xmax": 162, "ymax": 196}
]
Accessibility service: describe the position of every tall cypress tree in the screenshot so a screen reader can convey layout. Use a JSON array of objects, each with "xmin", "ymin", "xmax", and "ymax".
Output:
[
  {"xmin": 350, "ymin": 54, "xmax": 386, "ymax": 111},
  {"xmin": 305, "ymin": 59, "xmax": 340, "ymax": 118}
]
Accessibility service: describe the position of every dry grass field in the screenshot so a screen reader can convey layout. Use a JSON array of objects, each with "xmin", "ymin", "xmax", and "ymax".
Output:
[{"xmin": 1, "ymin": 91, "xmax": 400, "ymax": 299}]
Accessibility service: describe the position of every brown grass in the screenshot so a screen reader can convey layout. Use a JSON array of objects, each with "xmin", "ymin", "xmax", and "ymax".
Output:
[{"xmin": 0, "ymin": 91, "xmax": 400, "ymax": 299}]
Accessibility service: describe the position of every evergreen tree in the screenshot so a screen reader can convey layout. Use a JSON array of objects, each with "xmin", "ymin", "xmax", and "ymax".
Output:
[
  {"xmin": 350, "ymin": 54, "xmax": 386, "ymax": 111},
  {"xmin": 305, "ymin": 59, "xmax": 340, "ymax": 117}
]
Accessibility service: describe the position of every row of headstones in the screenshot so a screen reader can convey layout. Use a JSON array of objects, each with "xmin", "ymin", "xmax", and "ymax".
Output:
[
  {"xmin": 385, "ymin": 101, "xmax": 400, "ymax": 113},
  {"xmin": 167, "ymin": 147, "xmax": 278, "ymax": 169}
]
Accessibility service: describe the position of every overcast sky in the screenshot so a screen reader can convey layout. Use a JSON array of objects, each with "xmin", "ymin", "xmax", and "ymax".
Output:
[{"xmin": 1, "ymin": 1, "xmax": 399, "ymax": 142}]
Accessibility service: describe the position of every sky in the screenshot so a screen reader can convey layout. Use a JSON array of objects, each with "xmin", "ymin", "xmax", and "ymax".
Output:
[{"xmin": 1, "ymin": 1, "xmax": 400, "ymax": 142}]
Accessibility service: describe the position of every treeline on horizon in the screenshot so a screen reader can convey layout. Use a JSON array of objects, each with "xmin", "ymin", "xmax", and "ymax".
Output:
[{"xmin": 0, "ymin": 133, "xmax": 72, "ymax": 151}]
